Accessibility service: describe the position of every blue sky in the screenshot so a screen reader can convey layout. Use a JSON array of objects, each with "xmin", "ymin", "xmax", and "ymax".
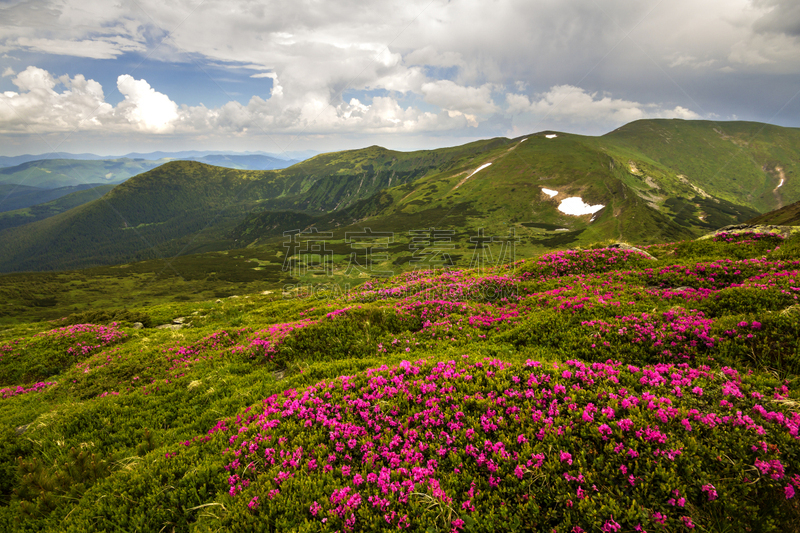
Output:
[{"xmin": 1, "ymin": 0, "xmax": 799, "ymax": 157}]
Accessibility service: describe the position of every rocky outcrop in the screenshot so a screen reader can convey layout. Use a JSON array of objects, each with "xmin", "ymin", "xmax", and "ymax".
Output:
[
  {"xmin": 700, "ymin": 224, "xmax": 798, "ymax": 240},
  {"xmin": 607, "ymin": 242, "xmax": 657, "ymax": 260}
]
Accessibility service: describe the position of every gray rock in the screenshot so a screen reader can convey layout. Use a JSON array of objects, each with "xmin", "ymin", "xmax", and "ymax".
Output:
[
  {"xmin": 156, "ymin": 324, "xmax": 183, "ymax": 330},
  {"xmin": 607, "ymin": 243, "xmax": 657, "ymax": 260},
  {"xmin": 132, "ymin": 322, "xmax": 144, "ymax": 329},
  {"xmin": 703, "ymin": 224, "xmax": 794, "ymax": 240}
]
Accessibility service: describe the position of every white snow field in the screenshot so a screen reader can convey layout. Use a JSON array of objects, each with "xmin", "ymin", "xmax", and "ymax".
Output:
[
  {"xmin": 558, "ymin": 197, "xmax": 604, "ymax": 216},
  {"xmin": 468, "ymin": 163, "xmax": 492, "ymax": 178}
]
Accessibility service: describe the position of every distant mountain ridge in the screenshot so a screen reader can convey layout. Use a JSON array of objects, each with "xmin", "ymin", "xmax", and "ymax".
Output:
[
  {"xmin": 0, "ymin": 153, "xmax": 313, "ymax": 213},
  {"xmin": 0, "ymin": 150, "xmax": 318, "ymax": 168},
  {"xmin": 0, "ymin": 184, "xmax": 116, "ymax": 231},
  {"xmin": 0, "ymin": 159, "xmax": 157, "ymax": 190},
  {"xmin": 0, "ymin": 183, "xmax": 111, "ymax": 214},
  {"xmin": 0, "ymin": 119, "xmax": 798, "ymax": 273},
  {"xmin": 0, "ymin": 153, "xmax": 313, "ymax": 189}
]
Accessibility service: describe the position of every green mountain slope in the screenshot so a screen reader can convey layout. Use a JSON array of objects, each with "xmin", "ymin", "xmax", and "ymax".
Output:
[
  {"xmin": 601, "ymin": 119, "xmax": 800, "ymax": 212},
  {"xmin": 747, "ymin": 199, "xmax": 800, "ymax": 226},
  {"xmin": 0, "ymin": 141, "xmax": 505, "ymax": 272},
  {"xmin": 232, "ymin": 128, "xmax": 766, "ymax": 252},
  {"xmin": 189, "ymin": 154, "xmax": 299, "ymax": 170},
  {"xmin": 1, "ymin": 120, "xmax": 798, "ymax": 274}
]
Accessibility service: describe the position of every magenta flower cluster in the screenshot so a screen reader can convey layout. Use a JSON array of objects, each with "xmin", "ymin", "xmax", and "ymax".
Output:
[
  {"xmin": 206, "ymin": 355, "xmax": 799, "ymax": 531},
  {"xmin": 0, "ymin": 381, "xmax": 56, "ymax": 399}
]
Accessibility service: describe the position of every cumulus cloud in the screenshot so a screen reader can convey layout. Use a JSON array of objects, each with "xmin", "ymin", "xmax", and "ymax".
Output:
[
  {"xmin": 506, "ymin": 85, "xmax": 700, "ymax": 132},
  {"xmin": 116, "ymin": 75, "xmax": 179, "ymax": 133},
  {"xmin": 0, "ymin": 66, "xmax": 472, "ymax": 136},
  {"xmin": 0, "ymin": 66, "xmax": 112, "ymax": 132},
  {"xmin": 0, "ymin": 1, "xmax": 146, "ymax": 59},
  {"xmin": 727, "ymin": 31, "xmax": 800, "ymax": 71},
  {"xmin": 250, "ymin": 72, "xmax": 284, "ymax": 98},
  {"xmin": 421, "ymin": 80, "xmax": 499, "ymax": 117}
]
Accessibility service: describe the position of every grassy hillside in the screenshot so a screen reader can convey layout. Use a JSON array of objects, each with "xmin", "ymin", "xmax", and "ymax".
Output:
[
  {"xmin": 188, "ymin": 154, "xmax": 299, "ymax": 170},
  {"xmin": 0, "ymin": 162, "xmax": 284, "ymax": 272},
  {"xmin": 748, "ymin": 199, "xmax": 800, "ymax": 226},
  {"xmin": 0, "ymin": 231, "xmax": 799, "ymax": 531},
  {"xmin": 0, "ymin": 141, "xmax": 511, "ymax": 273},
  {"xmin": 230, "ymin": 130, "xmax": 764, "ymax": 267},
  {"xmin": 602, "ymin": 119, "xmax": 800, "ymax": 212}
]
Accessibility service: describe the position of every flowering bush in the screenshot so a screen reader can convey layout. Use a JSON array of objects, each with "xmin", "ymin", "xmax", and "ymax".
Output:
[
  {"xmin": 205, "ymin": 357, "xmax": 799, "ymax": 532},
  {"xmin": 711, "ymin": 231, "xmax": 785, "ymax": 244},
  {"xmin": 0, "ymin": 381, "xmax": 56, "ymax": 399},
  {"xmin": 519, "ymin": 248, "xmax": 654, "ymax": 280},
  {"xmin": 0, "ymin": 323, "xmax": 128, "ymax": 385}
]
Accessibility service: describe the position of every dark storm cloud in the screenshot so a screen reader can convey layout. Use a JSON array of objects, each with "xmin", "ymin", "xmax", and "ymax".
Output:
[{"xmin": 753, "ymin": 0, "xmax": 800, "ymax": 37}]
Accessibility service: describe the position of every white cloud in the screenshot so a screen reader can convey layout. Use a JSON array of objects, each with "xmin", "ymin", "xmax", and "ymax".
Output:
[
  {"xmin": 727, "ymin": 31, "xmax": 800, "ymax": 70},
  {"xmin": 421, "ymin": 80, "xmax": 498, "ymax": 116},
  {"xmin": 0, "ymin": 66, "xmax": 112, "ymax": 132},
  {"xmin": 116, "ymin": 75, "xmax": 179, "ymax": 133},
  {"xmin": 0, "ymin": 66, "xmax": 473, "ymax": 136},
  {"xmin": 666, "ymin": 106, "xmax": 702, "ymax": 120},
  {"xmin": 14, "ymin": 37, "xmax": 142, "ymax": 60},
  {"xmin": 1, "ymin": 67, "xmax": 13, "ymax": 77},
  {"xmin": 404, "ymin": 46, "xmax": 465, "ymax": 68},
  {"xmin": 505, "ymin": 85, "xmax": 700, "ymax": 133}
]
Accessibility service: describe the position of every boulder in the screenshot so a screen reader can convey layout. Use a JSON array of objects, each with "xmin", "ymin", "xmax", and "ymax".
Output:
[
  {"xmin": 607, "ymin": 242, "xmax": 657, "ymax": 260},
  {"xmin": 156, "ymin": 324, "xmax": 183, "ymax": 330}
]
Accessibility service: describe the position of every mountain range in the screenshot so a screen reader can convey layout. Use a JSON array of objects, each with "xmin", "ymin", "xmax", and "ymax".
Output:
[
  {"xmin": 0, "ymin": 153, "xmax": 316, "ymax": 214},
  {"xmin": 0, "ymin": 149, "xmax": 317, "ymax": 168},
  {"xmin": 0, "ymin": 119, "xmax": 797, "ymax": 274}
]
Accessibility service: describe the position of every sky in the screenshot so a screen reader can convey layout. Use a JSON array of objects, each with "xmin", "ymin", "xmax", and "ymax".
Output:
[{"xmin": 0, "ymin": 0, "xmax": 799, "ymax": 157}]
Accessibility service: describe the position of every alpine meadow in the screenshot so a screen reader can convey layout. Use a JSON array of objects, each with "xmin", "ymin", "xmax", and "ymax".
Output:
[{"xmin": 3, "ymin": 1, "xmax": 800, "ymax": 532}]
